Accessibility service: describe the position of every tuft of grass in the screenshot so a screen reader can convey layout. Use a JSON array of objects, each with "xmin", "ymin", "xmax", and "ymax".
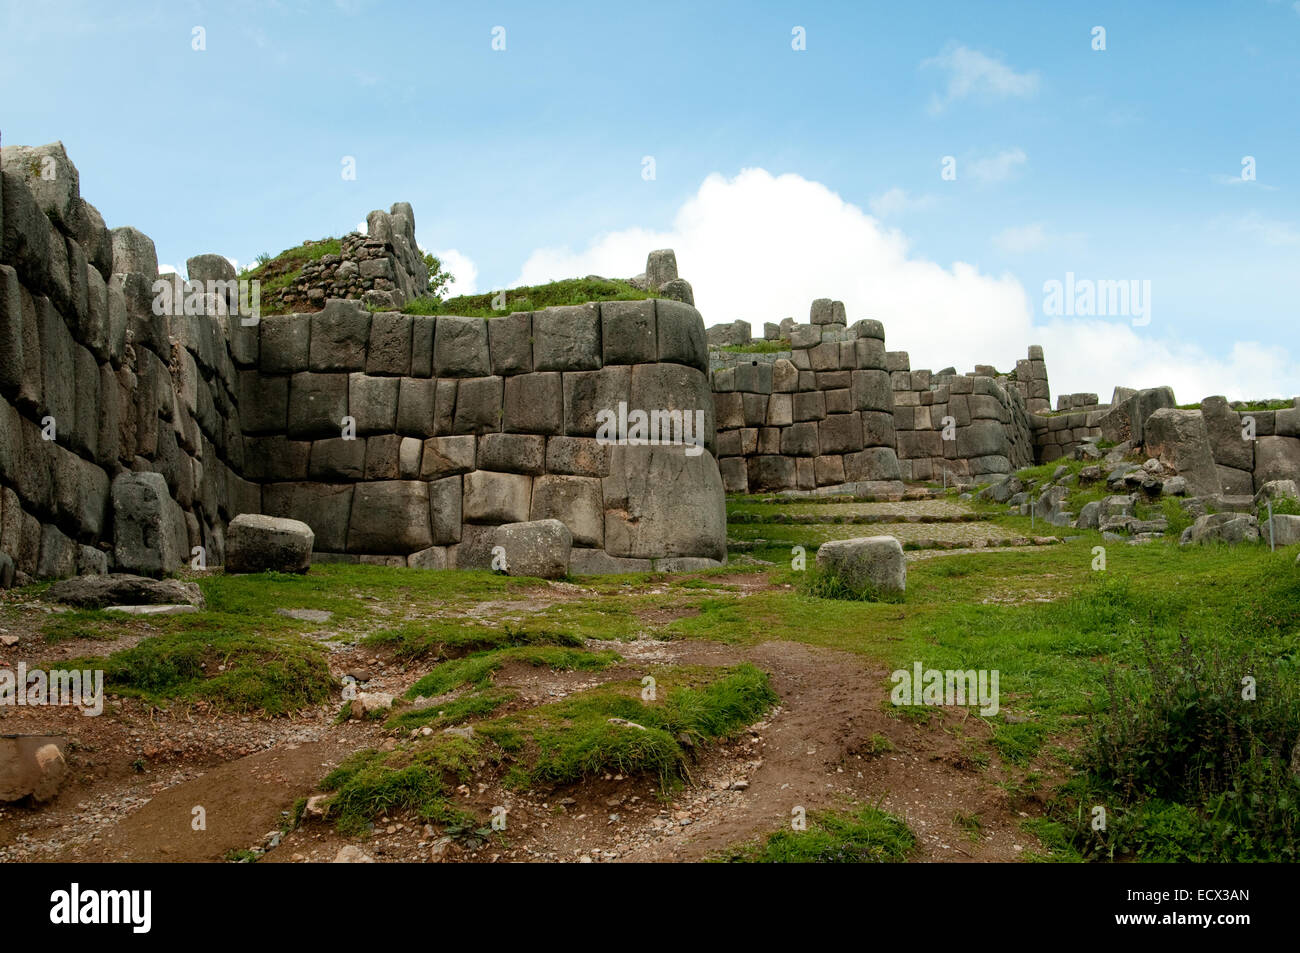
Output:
[
  {"xmin": 65, "ymin": 628, "xmax": 334, "ymax": 715},
  {"xmin": 385, "ymin": 688, "xmax": 516, "ymax": 731},
  {"xmin": 402, "ymin": 277, "xmax": 654, "ymax": 317},
  {"xmin": 405, "ymin": 646, "xmax": 620, "ymax": 699},
  {"xmin": 799, "ymin": 566, "xmax": 905, "ymax": 604},
  {"xmin": 720, "ymin": 804, "xmax": 916, "ymax": 863}
]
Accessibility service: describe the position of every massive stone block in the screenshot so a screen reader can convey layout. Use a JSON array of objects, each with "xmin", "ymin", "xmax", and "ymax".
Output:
[
  {"xmin": 347, "ymin": 481, "xmax": 431, "ymax": 554},
  {"xmin": 396, "ymin": 376, "xmax": 434, "ymax": 435},
  {"xmin": 428, "ymin": 475, "xmax": 463, "ymax": 545},
  {"xmin": 348, "ymin": 372, "xmax": 399, "ymax": 434},
  {"xmin": 629, "ymin": 363, "xmax": 716, "ymax": 455},
  {"xmin": 563, "ymin": 365, "xmax": 631, "ymax": 436},
  {"xmin": 533, "ymin": 303, "xmax": 601, "ymax": 371},
  {"xmin": 420, "ymin": 435, "xmax": 476, "ymax": 479},
  {"xmin": 1201, "ymin": 396, "xmax": 1253, "ymax": 472},
  {"xmin": 260, "ymin": 315, "xmax": 310, "ymax": 374},
  {"xmin": 310, "ymin": 299, "xmax": 371, "ymax": 371},
  {"xmin": 530, "ymin": 473, "xmax": 604, "ymax": 547},
  {"xmin": 226, "ymin": 514, "xmax": 314, "ymax": 574},
  {"xmin": 492, "ymin": 519, "xmax": 572, "ymax": 579},
  {"xmin": 488, "ymin": 310, "xmax": 532, "ymax": 376},
  {"xmin": 654, "ymin": 299, "xmax": 708, "ymax": 373},
  {"xmin": 1143, "ymin": 408, "xmax": 1223, "ymax": 498},
  {"xmin": 452, "ymin": 375, "xmax": 503, "ymax": 434},
  {"xmin": 504, "ymin": 371, "xmax": 562, "ymax": 434},
  {"xmin": 288, "ymin": 372, "xmax": 349, "ymax": 439},
  {"xmin": 1254, "ymin": 436, "xmax": 1300, "ymax": 489},
  {"xmin": 365, "ymin": 311, "xmax": 412, "ymax": 376},
  {"xmin": 434, "ymin": 315, "xmax": 490, "ymax": 377},
  {"xmin": 602, "ymin": 445, "xmax": 725, "ymax": 560},
  {"xmin": 478, "ymin": 432, "xmax": 546, "ymax": 474},
  {"xmin": 601, "ymin": 299, "xmax": 656, "ymax": 365},
  {"xmin": 815, "ymin": 536, "xmax": 905, "ymax": 598},
  {"xmin": 262, "ymin": 482, "xmax": 354, "ymax": 553},
  {"xmin": 545, "ymin": 435, "xmax": 609, "ymax": 477},
  {"xmin": 111, "ymin": 471, "xmax": 188, "ymax": 577},
  {"xmin": 463, "ymin": 470, "xmax": 532, "ymax": 524}
]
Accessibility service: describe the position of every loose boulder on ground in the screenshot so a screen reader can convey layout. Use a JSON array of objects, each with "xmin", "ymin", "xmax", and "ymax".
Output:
[
  {"xmin": 45, "ymin": 573, "xmax": 204, "ymax": 609},
  {"xmin": 490, "ymin": 518, "xmax": 572, "ymax": 579},
  {"xmin": 814, "ymin": 535, "xmax": 906, "ymax": 599},
  {"xmin": 1180, "ymin": 512, "xmax": 1260, "ymax": 546},
  {"xmin": 225, "ymin": 514, "xmax": 314, "ymax": 574}
]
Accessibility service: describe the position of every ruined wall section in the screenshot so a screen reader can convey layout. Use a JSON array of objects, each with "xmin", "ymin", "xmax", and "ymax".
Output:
[{"xmin": 710, "ymin": 299, "xmax": 904, "ymax": 497}]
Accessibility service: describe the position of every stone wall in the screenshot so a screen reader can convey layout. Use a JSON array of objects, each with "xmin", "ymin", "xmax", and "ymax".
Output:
[
  {"xmin": 0, "ymin": 139, "xmax": 726, "ymax": 582},
  {"xmin": 710, "ymin": 300, "xmax": 904, "ymax": 497},
  {"xmin": 0, "ymin": 139, "xmax": 258, "ymax": 583},
  {"xmin": 259, "ymin": 204, "xmax": 430, "ymax": 314},
  {"xmin": 246, "ymin": 297, "xmax": 726, "ymax": 572},
  {"xmin": 888, "ymin": 352, "xmax": 1036, "ymax": 483}
]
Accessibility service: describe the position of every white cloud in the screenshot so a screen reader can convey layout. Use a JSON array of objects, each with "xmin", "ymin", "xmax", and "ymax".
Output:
[
  {"xmin": 158, "ymin": 263, "xmax": 177, "ymax": 275},
  {"xmin": 432, "ymin": 248, "xmax": 479, "ymax": 296},
  {"xmin": 1231, "ymin": 211, "xmax": 1300, "ymax": 246},
  {"xmin": 922, "ymin": 44, "xmax": 1039, "ymax": 112},
  {"xmin": 869, "ymin": 188, "xmax": 937, "ymax": 218},
  {"xmin": 967, "ymin": 148, "xmax": 1027, "ymax": 184},
  {"xmin": 513, "ymin": 168, "xmax": 1297, "ymax": 403},
  {"xmin": 1037, "ymin": 322, "xmax": 1296, "ymax": 403},
  {"xmin": 992, "ymin": 223, "xmax": 1048, "ymax": 254}
]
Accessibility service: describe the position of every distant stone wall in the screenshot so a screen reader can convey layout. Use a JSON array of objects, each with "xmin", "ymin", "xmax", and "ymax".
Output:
[
  {"xmin": 889, "ymin": 353, "xmax": 1036, "ymax": 482},
  {"xmin": 708, "ymin": 303, "xmax": 1041, "ymax": 490},
  {"xmin": 0, "ymin": 139, "xmax": 725, "ymax": 582},
  {"xmin": 710, "ymin": 299, "xmax": 904, "ymax": 497},
  {"xmin": 260, "ymin": 204, "xmax": 430, "ymax": 314}
]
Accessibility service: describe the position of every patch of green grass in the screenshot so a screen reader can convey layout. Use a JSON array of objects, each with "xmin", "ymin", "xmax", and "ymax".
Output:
[
  {"xmin": 385, "ymin": 688, "xmax": 516, "ymax": 731},
  {"xmin": 721, "ymin": 340, "xmax": 790, "ymax": 354},
  {"xmin": 480, "ymin": 663, "xmax": 777, "ymax": 790},
  {"xmin": 402, "ymin": 277, "xmax": 653, "ymax": 317},
  {"xmin": 954, "ymin": 811, "xmax": 983, "ymax": 843},
  {"xmin": 65, "ymin": 627, "xmax": 334, "ymax": 715},
  {"xmin": 719, "ymin": 804, "xmax": 916, "ymax": 863},
  {"xmin": 364, "ymin": 620, "xmax": 584, "ymax": 662},
  {"xmin": 406, "ymin": 645, "xmax": 620, "ymax": 698}
]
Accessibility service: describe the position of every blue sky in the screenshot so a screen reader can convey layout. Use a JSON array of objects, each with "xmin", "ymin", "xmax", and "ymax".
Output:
[{"xmin": 3, "ymin": 0, "xmax": 1298, "ymax": 400}]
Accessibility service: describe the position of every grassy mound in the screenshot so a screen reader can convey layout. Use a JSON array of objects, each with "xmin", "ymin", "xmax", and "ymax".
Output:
[
  {"xmin": 720, "ymin": 804, "xmax": 916, "ymax": 863},
  {"xmin": 402, "ymin": 276, "xmax": 653, "ymax": 317}
]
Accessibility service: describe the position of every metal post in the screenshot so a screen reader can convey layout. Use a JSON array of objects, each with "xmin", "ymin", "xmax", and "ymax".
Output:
[
  {"xmin": 1267, "ymin": 500, "xmax": 1274, "ymax": 552},
  {"xmin": 1030, "ymin": 499, "xmax": 1035, "ymax": 530}
]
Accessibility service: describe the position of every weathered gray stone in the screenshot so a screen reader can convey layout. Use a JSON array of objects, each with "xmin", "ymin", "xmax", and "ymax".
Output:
[
  {"xmin": 226, "ymin": 513, "xmax": 314, "ymax": 573},
  {"xmin": 645, "ymin": 249, "xmax": 678, "ymax": 289},
  {"xmin": 420, "ymin": 435, "xmax": 476, "ymax": 479},
  {"xmin": 1181, "ymin": 512, "xmax": 1260, "ymax": 545},
  {"xmin": 492, "ymin": 518, "xmax": 572, "ymax": 579},
  {"xmin": 310, "ymin": 437, "xmax": 366, "ymax": 480},
  {"xmin": 111, "ymin": 471, "xmax": 188, "ymax": 576},
  {"xmin": 452, "ymin": 375, "xmax": 503, "ymax": 434},
  {"xmin": 366, "ymin": 311, "xmax": 412, "ymax": 376},
  {"xmin": 1143, "ymin": 408, "xmax": 1223, "ymax": 498},
  {"xmin": 478, "ymin": 432, "xmax": 546, "ymax": 474},
  {"xmin": 1254, "ymin": 436, "xmax": 1300, "ymax": 489},
  {"xmin": 629, "ymin": 363, "xmax": 716, "ymax": 455},
  {"xmin": 348, "ymin": 373, "xmax": 399, "ymax": 434},
  {"xmin": 568, "ymin": 549, "xmax": 653, "ymax": 575},
  {"xmin": 487, "ymin": 310, "xmax": 532, "ymax": 375},
  {"xmin": 408, "ymin": 545, "xmax": 451, "ymax": 570},
  {"xmin": 396, "ymin": 377, "xmax": 435, "ymax": 436},
  {"xmin": 815, "ymin": 536, "xmax": 905, "ymax": 598},
  {"xmin": 655, "ymin": 299, "xmax": 708, "ymax": 373},
  {"xmin": 428, "ymin": 475, "xmax": 462, "ymax": 545},
  {"xmin": 533, "ymin": 304, "xmax": 601, "ymax": 372},
  {"xmin": 563, "ymin": 365, "xmax": 631, "ymax": 436},
  {"xmin": 1255, "ymin": 480, "xmax": 1300, "ymax": 505},
  {"xmin": 463, "ymin": 470, "xmax": 532, "ymax": 524},
  {"xmin": 47, "ymin": 573, "xmax": 204, "ymax": 608},
  {"xmin": 1264, "ymin": 513, "xmax": 1300, "ymax": 546},
  {"xmin": 601, "ymin": 300, "xmax": 657, "ymax": 365},
  {"xmin": 545, "ymin": 435, "xmax": 609, "ymax": 477},
  {"xmin": 262, "ymin": 482, "xmax": 353, "ymax": 553},
  {"xmin": 603, "ymin": 445, "xmax": 725, "ymax": 560},
  {"xmin": 309, "ymin": 299, "xmax": 371, "ymax": 372},
  {"xmin": 109, "ymin": 226, "xmax": 158, "ymax": 278},
  {"xmin": 1100, "ymin": 386, "xmax": 1175, "ymax": 445},
  {"xmin": 347, "ymin": 481, "xmax": 431, "ymax": 554},
  {"xmin": 259, "ymin": 315, "xmax": 311, "ymax": 373},
  {"xmin": 503, "ymin": 371, "xmax": 562, "ymax": 434},
  {"xmin": 288, "ymin": 372, "xmax": 349, "ymax": 439},
  {"xmin": 434, "ymin": 315, "xmax": 490, "ymax": 377},
  {"xmin": 1201, "ymin": 396, "xmax": 1253, "ymax": 472},
  {"xmin": 530, "ymin": 474, "xmax": 604, "ymax": 547}
]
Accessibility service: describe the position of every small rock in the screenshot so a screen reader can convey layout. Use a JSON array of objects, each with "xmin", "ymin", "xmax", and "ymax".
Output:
[{"xmin": 332, "ymin": 845, "xmax": 374, "ymax": 863}]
